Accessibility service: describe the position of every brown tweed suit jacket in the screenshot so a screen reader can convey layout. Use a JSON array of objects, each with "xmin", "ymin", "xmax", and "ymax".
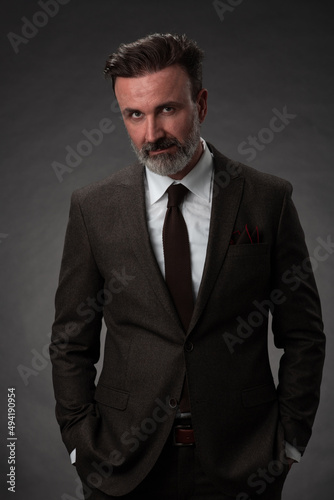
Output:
[{"xmin": 51, "ymin": 143, "xmax": 325, "ymax": 497}]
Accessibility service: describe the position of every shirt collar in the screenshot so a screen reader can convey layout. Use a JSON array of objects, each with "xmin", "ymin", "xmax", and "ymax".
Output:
[{"xmin": 145, "ymin": 138, "xmax": 214, "ymax": 205}]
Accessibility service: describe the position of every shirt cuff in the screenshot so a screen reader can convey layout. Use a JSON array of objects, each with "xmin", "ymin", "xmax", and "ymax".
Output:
[
  {"xmin": 285, "ymin": 441, "xmax": 301, "ymax": 462},
  {"xmin": 70, "ymin": 444, "xmax": 300, "ymax": 465},
  {"xmin": 70, "ymin": 448, "xmax": 76, "ymax": 465}
]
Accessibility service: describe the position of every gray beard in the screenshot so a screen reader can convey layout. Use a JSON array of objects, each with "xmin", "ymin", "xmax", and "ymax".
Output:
[{"xmin": 130, "ymin": 114, "xmax": 201, "ymax": 176}]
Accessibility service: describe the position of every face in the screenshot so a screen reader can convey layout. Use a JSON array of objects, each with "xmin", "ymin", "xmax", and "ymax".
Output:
[{"xmin": 115, "ymin": 65, "xmax": 208, "ymax": 178}]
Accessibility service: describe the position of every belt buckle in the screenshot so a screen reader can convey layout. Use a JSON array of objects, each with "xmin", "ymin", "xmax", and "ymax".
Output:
[{"xmin": 173, "ymin": 424, "xmax": 195, "ymax": 447}]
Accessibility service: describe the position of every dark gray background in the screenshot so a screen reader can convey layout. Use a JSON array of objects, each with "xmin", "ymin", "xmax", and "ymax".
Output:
[{"xmin": 1, "ymin": 0, "xmax": 333, "ymax": 498}]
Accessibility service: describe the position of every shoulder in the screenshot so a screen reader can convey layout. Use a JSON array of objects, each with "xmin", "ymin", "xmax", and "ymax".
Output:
[
  {"xmin": 208, "ymin": 142, "xmax": 293, "ymax": 198},
  {"xmin": 70, "ymin": 163, "xmax": 143, "ymax": 207},
  {"xmin": 239, "ymin": 162, "xmax": 293, "ymax": 199}
]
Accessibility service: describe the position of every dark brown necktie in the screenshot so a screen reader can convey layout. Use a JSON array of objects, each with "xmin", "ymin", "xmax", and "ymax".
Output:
[
  {"xmin": 163, "ymin": 184, "xmax": 194, "ymax": 413},
  {"xmin": 162, "ymin": 184, "xmax": 194, "ymax": 331}
]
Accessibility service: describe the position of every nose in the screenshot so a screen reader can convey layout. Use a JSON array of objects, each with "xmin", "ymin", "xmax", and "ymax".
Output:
[{"xmin": 145, "ymin": 116, "xmax": 164, "ymax": 144}]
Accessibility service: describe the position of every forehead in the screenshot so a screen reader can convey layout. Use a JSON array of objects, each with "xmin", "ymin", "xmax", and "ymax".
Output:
[{"xmin": 115, "ymin": 65, "xmax": 193, "ymax": 109}]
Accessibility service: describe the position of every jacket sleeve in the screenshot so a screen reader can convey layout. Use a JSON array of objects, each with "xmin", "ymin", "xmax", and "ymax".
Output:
[
  {"xmin": 271, "ymin": 183, "xmax": 325, "ymax": 454},
  {"xmin": 50, "ymin": 190, "xmax": 104, "ymax": 454}
]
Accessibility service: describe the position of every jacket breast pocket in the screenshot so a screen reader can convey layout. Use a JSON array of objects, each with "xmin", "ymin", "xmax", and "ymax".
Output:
[{"xmin": 94, "ymin": 384, "xmax": 129, "ymax": 411}]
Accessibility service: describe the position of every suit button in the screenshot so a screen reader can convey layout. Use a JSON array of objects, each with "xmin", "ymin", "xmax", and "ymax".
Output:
[
  {"xmin": 169, "ymin": 398, "xmax": 178, "ymax": 409},
  {"xmin": 185, "ymin": 341, "xmax": 194, "ymax": 352}
]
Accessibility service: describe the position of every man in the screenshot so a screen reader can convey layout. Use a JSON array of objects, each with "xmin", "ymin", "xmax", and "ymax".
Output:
[{"xmin": 50, "ymin": 33, "xmax": 325, "ymax": 499}]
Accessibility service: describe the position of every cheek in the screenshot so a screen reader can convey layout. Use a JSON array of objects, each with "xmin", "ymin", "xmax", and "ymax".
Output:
[{"xmin": 166, "ymin": 116, "xmax": 193, "ymax": 140}]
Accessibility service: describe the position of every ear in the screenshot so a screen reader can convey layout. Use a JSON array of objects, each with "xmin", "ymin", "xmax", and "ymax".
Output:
[{"xmin": 196, "ymin": 88, "xmax": 208, "ymax": 123}]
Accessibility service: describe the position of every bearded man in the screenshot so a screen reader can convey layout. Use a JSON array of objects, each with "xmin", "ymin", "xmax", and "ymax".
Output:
[{"xmin": 51, "ymin": 33, "xmax": 325, "ymax": 500}]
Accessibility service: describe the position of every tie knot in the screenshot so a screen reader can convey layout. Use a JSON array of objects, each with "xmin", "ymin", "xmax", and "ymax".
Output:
[{"xmin": 167, "ymin": 184, "xmax": 189, "ymax": 208}]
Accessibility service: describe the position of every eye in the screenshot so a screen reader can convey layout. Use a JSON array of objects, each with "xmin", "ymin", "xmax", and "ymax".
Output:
[
  {"xmin": 131, "ymin": 111, "xmax": 143, "ymax": 119},
  {"xmin": 162, "ymin": 106, "xmax": 173, "ymax": 113}
]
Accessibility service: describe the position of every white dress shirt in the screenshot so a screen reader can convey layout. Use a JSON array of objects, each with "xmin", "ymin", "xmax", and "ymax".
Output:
[
  {"xmin": 70, "ymin": 138, "xmax": 300, "ymax": 464},
  {"xmin": 145, "ymin": 139, "xmax": 214, "ymax": 299}
]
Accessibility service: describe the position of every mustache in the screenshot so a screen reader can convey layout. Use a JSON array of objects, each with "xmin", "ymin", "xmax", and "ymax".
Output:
[{"xmin": 141, "ymin": 137, "xmax": 182, "ymax": 155}]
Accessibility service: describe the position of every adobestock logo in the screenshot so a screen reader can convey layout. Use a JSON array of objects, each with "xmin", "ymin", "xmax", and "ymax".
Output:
[
  {"xmin": 7, "ymin": 0, "xmax": 71, "ymax": 54},
  {"xmin": 237, "ymin": 106, "xmax": 297, "ymax": 162},
  {"xmin": 213, "ymin": 0, "xmax": 245, "ymax": 22},
  {"xmin": 51, "ymin": 117, "xmax": 116, "ymax": 182}
]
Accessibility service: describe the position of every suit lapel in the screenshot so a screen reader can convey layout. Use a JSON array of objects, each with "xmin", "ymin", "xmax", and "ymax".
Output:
[
  {"xmin": 117, "ymin": 163, "xmax": 183, "ymax": 330},
  {"xmin": 188, "ymin": 145, "xmax": 244, "ymax": 334},
  {"xmin": 116, "ymin": 146, "xmax": 244, "ymax": 336}
]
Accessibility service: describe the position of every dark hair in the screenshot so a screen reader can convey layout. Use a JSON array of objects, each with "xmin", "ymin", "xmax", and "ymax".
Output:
[{"xmin": 104, "ymin": 33, "xmax": 204, "ymax": 101}]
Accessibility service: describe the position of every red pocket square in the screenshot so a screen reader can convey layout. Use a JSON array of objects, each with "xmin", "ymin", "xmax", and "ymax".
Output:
[{"xmin": 230, "ymin": 225, "xmax": 260, "ymax": 245}]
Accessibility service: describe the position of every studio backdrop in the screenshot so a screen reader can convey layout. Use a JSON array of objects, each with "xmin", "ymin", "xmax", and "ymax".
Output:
[{"xmin": 0, "ymin": 1, "xmax": 333, "ymax": 499}]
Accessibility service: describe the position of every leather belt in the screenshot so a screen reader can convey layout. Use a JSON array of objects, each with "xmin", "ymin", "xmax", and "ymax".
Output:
[{"xmin": 173, "ymin": 424, "xmax": 195, "ymax": 446}]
